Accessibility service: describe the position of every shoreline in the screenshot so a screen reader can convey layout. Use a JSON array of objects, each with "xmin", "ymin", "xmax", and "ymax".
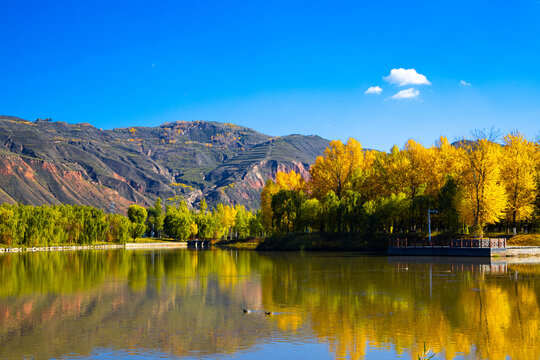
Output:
[{"xmin": 0, "ymin": 241, "xmax": 187, "ymax": 253}]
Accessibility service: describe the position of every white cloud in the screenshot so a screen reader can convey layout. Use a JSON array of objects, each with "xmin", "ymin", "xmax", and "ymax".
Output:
[
  {"xmin": 383, "ymin": 68, "xmax": 431, "ymax": 86},
  {"xmin": 365, "ymin": 86, "xmax": 383, "ymax": 95},
  {"xmin": 390, "ymin": 88, "xmax": 420, "ymax": 100},
  {"xmin": 460, "ymin": 80, "xmax": 471, "ymax": 86}
]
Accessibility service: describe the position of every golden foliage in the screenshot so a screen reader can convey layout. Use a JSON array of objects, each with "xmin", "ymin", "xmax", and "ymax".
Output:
[
  {"xmin": 501, "ymin": 133, "xmax": 538, "ymax": 223},
  {"xmin": 455, "ymin": 139, "xmax": 507, "ymax": 236},
  {"xmin": 264, "ymin": 131, "xmax": 539, "ymax": 236},
  {"xmin": 275, "ymin": 170, "xmax": 305, "ymax": 191},
  {"xmin": 169, "ymin": 182, "xmax": 193, "ymax": 189},
  {"xmin": 427, "ymin": 136, "xmax": 459, "ymax": 195},
  {"xmin": 189, "ymin": 222, "xmax": 198, "ymax": 237},
  {"xmin": 309, "ymin": 138, "xmax": 365, "ymax": 199},
  {"xmin": 214, "ymin": 203, "xmax": 237, "ymax": 234},
  {"xmin": 261, "ymin": 179, "xmax": 279, "ymax": 231}
]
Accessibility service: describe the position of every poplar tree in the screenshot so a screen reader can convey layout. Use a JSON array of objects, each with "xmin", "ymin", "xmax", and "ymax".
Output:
[
  {"xmin": 501, "ymin": 132, "xmax": 538, "ymax": 230},
  {"xmin": 454, "ymin": 137, "xmax": 507, "ymax": 238}
]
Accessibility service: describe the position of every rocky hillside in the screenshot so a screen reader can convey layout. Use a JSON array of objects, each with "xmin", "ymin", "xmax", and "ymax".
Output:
[{"xmin": 0, "ymin": 116, "xmax": 329, "ymax": 212}]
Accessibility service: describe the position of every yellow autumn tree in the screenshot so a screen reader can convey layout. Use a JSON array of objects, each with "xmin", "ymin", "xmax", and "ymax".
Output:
[
  {"xmin": 352, "ymin": 149, "xmax": 378, "ymax": 201},
  {"xmin": 275, "ymin": 170, "xmax": 305, "ymax": 190},
  {"xmin": 501, "ymin": 132, "xmax": 538, "ymax": 228},
  {"xmin": 375, "ymin": 145, "xmax": 408, "ymax": 197},
  {"xmin": 502, "ymin": 132, "xmax": 538, "ymax": 227},
  {"xmin": 362, "ymin": 149, "xmax": 392, "ymax": 200},
  {"xmin": 536, "ymin": 140, "xmax": 540, "ymax": 222},
  {"xmin": 372, "ymin": 140, "xmax": 432, "ymax": 230},
  {"xmin": 213, "ymin": 203, "xmax": 237, "ymax": 239},
  {"xmin": 309, "ymin": 138, "xmax": 364, "ymax": 199},
  {"xmin": 402, "ymin": 139, "xmax": 431, "ymax": 199},
  {"xmin": 261, "ymin": 179, "xmax": 279, "ymax": 231},
  {"xmin": 454, "ymin": 138, "xmax": 507, "ymax": 237},
  {"xmin": 429, "ymin": 136, "xmax": 459, "ymax": 195}
]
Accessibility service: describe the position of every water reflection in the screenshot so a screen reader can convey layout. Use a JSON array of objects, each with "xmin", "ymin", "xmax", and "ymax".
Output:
[{"xmin": 0, "ymin": 249, "xmax": 539, "ymax": 359}]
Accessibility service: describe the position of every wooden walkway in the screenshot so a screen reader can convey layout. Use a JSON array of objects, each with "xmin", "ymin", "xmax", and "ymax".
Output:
[{"xmin": 388, "ymin": 238, "xmax": 508, "ymax": 257}]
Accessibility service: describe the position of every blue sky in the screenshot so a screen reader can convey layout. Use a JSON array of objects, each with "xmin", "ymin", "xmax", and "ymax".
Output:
[{"xmin": 1, "ymin": 0, "xmax": 539, "ymax": 151}]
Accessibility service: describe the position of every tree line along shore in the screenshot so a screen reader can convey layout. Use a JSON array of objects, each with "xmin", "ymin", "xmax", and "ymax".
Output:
[
  {"xmin": 258, "ymin": 131, "xmax": 540, "ymax": 249},
  {"xmin": 0, "ymin": 197, "xmax": 264, "ymax": 248},
  {"xmin": 1, "ymin": 131, "xmax": 539, "ymax": 250}
]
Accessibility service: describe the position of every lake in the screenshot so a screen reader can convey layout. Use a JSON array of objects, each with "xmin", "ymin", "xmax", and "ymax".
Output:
[{"xmin": 1, "ymin": 249, "xmax": 539, "ymax": 359}]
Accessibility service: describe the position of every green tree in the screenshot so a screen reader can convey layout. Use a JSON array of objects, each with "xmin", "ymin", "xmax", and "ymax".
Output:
[
  {"xmin": 199, "ymin": 198, "xmax": 208, "ymax": 214},
  {"xmin": 0, "ymin": 206, "xmax": 16, "ymax": 245},
  {"xmin": 146, "ymin": 197, "xmax": 164, "ymax": 238},
  {"xmin": 127, "ymin": 205, "xmax": 148, "ymax": 239},
  {"xmin": 106, "ymin": 214, "xmax": 131, "ymax": 244},
  {"xmin": 271, "ymin": 190, "xmax": 305, "ymax": 234},
  {"xmin": 195, "ymin": 213, "xmax": 220, "ymax": 240},
  {"xmin": 299, "ymin": 198, "xmax": 322, "ymax": 232},
  {"xmin": 438, "ymin": 176, "xmax": 460, "ymax": 233},
  {"xmin": 233, "ymin": 205, "xmax": 253, "ymax": 239},
  {"xmin": 128, "ymin": 205, "xmax": 148, "ymax": 224},
  {"xmin": 249, "ymin": 211, "xmax": 264, "ymax": 238},
  {"xmin": 154, "ymin": 198, "xmax": 164, "ymax": 237},
  {"xmin": 163, "ymin": 203, "xmax": 193, "ymax": 240}
]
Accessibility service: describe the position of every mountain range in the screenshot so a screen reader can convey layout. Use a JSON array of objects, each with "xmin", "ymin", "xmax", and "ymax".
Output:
[{"xmin": 0, "ymin": 116, "xmax": 329, "ymax": 212}]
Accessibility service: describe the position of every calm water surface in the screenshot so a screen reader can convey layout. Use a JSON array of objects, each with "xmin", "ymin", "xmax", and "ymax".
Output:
[{"xmin": 0, "ymin": 249, "xmax": 539, "ymax": 360}]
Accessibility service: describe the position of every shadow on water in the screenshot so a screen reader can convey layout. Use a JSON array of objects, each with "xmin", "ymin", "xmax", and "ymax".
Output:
[{"xmin": 1, "ymin": 249, "xmax": 539, "ymax": 359}]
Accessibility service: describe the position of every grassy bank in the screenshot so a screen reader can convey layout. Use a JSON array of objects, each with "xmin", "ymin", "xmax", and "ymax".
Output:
[
  {"xmin": 0, "ymin": 237, "xmax": 178, "ymax": 248},
  {"xmin": 129, "ymin": 237, "xmax": 180, "ymax": 244},
  {"xmin": 256, "ymin": 233, "xmax": 388, "ymax": 252},
  {"xmin": 214, "ymin": 238, "xmax": 262, "ymax": 249},
  {"xmin": 508, "ymin": 234, "xmax": 540, "ymax": 246}
]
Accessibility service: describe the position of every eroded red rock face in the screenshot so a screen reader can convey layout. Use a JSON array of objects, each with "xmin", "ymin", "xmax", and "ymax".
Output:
[{"xmin": 0, "ymin": 155, "xmax": 133, "ymax": 212}]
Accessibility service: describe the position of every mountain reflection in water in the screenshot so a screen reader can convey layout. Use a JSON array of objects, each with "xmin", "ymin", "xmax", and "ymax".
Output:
[{"xmin": 0, "ymin": 249, "xmax": 539, "ymax": 359}]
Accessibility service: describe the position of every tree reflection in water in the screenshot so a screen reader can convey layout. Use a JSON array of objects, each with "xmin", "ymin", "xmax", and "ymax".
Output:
[{"xmin": 0, "ymin": 250, "xmax": 539, "ymax": 359}]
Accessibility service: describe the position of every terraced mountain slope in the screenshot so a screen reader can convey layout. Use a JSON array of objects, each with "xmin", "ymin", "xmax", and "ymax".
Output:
[{"xmin": 0, "ymin": 116, "xmax": 329, "ymax": 211}]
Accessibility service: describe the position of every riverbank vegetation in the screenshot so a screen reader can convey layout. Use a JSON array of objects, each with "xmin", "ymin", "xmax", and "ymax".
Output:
[
  {"xmin": 161, "ymin": 198, "xmax": 263, "ymax": 241},
  {"xmin": 508, "ymin": 234, "xmax": 540, "ymax": 247},
  {"xmin": 0, "ymin": 196, "xmax": 264, "ymax": 247},
  {"xmin": 0, "ymin": 203, "xmax": 132, "ymax": 246},
  {"xmin": 256, "ymin": 232, "xmax": 387, "ymax": 251},
  {"xmin": 260, "ymin": 131, "xmax": 540, "ymax": 248},
  {"xmin": 1, "ymin": 130, "xmax": 538, "ymax": 249}
]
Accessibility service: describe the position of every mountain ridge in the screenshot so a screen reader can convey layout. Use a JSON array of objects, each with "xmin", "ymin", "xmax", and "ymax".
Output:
[{"xmin": 0, "ymin": 116, "xmax": 329, "ymax": 212}]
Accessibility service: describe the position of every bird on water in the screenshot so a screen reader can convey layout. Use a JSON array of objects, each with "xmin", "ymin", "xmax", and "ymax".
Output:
[{"xmin": 242, "ymin": 309, "xmax": 252, "ymax": 313}]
